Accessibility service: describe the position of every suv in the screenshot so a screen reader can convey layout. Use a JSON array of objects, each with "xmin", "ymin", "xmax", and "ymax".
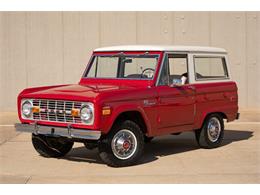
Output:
[{"xmin": 15, "ymin": 45, "xmax": 239, "ymax": 167}]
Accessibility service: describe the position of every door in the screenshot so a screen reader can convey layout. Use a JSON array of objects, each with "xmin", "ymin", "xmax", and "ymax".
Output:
[{"xmin": 156, "ymin": 53, "xmax": 195, "ymax": 133}]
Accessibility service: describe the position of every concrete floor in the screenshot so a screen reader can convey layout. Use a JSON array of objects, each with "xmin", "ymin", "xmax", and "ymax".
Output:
[{"xmin": 0, "ymin": 111, "xmax": 259, "ymax": 183}]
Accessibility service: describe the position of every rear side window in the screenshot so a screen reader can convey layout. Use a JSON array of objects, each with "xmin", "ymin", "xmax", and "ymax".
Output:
[{"xmin": 194, "ymin": 56, "xmax": 229, "ymax": 80}]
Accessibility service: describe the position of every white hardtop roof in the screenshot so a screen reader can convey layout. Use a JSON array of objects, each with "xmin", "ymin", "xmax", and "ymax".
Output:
[{"xmin": 94, "ymin": 45, "xmax": 227, "ymax": 53}]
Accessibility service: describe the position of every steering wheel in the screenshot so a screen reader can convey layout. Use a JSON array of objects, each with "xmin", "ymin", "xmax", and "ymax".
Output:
[{"xmin": 141, "ymin": 68, "xmax": 155, "ymax": 78}]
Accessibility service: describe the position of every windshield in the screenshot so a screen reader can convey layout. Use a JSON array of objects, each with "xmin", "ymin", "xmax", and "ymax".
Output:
[{"xmin": 84, "ymin": 54, "xmax": 159, "ymax": 80}]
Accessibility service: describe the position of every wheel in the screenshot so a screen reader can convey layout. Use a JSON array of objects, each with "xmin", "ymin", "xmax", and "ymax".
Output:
[
  {"xmin": 144, "ymin": 136, "xmax": 154, "ymax": 143},
  {"xmin": 195, "ymin": 113, "xmax": 224, "ymax": 149},
  {"xmin": 98, "ymin": 120, "xmax": 144, "ymax": 167},
  {"xmin": 32, "ymin": 134, "xmax": 74, "ymax": 157}
]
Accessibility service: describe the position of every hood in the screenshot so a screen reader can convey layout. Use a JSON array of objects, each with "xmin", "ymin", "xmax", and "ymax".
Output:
[{"xmin": 21, "ymin": 83, "xmax": 137, "ymax": 102}]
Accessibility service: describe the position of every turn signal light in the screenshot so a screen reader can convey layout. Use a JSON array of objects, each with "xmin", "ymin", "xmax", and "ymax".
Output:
[
  {"xmin": 71, "ymin": 108, "xmax": 80, "ymax": 117},
  {"xmin": 32, "ymin": 106, "xmax": 40, "ymax": 113},
  {"xmin": 102, "ymin": 106, "xmax": 111, "ymax": 116}
]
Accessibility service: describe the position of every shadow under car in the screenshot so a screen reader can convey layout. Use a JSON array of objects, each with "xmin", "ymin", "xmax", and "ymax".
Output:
[{"xmin": 61, "ymin": 129, "xmax": 254, "ymax": 166}]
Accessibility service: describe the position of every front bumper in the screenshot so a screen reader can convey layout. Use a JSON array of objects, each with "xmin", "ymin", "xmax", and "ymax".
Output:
[{"xmin": 15, "ymin": 123, "xmax": 101, "ymax": 140}]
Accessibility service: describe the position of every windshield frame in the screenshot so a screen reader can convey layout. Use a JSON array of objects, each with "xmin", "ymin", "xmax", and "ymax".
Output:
[{"xmin": 81, "ymin": 51, "xmax": 163, "ymax": 82}]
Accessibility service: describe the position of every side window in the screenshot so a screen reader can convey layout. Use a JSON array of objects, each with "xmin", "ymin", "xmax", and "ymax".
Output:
[
  {"xmin": 168, "ymin": 54, "xmax": 188, "ymax": 85},
  {"xmin": 194, "ymin": 56, "xmax": 229, "ymax": 80},
  {"xmin": 158, "ymin": 54, "xmax": 188, "ymax": 86}
]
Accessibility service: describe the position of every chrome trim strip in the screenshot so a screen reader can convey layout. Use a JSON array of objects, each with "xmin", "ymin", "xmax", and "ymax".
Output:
[{"xmin": 15, "ymin": 123, "xmax": 101, "ymax": 140}]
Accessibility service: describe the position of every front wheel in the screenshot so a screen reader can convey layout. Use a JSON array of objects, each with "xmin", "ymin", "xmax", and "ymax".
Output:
[
  {"xmin": 98, "ymin": 120, "xmax": 144, "ymax": 167},
  {"xmin": 195, "ymin": 114, "xmax": 224, "ymax": 149},
  {"xmin": 144, "ymin": 136, "xmax": 154, "ymax": 143},
  {"xmin": 32, "ymin": 134, "xmax": 74, "ymax": 157}
]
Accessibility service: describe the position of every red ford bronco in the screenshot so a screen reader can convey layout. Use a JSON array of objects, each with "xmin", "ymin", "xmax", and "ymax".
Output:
[{"xmin": 15, "ymin": 45, "xmax": 239, "ymax": 167}]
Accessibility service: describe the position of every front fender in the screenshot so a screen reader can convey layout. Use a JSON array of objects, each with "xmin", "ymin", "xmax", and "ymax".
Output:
[{"xmin": 99, "ymin": 103, "xmax": 152, "ymax": 135}]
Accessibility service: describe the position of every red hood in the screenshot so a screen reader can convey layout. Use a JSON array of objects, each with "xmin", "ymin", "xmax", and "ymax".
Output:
[{"xmin": 21, "ymin": 83, "xmax": 140, "ymax": 102}]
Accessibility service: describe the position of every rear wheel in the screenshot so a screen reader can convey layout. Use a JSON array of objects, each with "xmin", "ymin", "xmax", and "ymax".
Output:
[
  {"xmin": 98, "ymin": 120, "xmax": 144, "ymax": 167},
  {"xmin": 195, "ymin": 113, "xmax": 224, "ymax": 149},
  {"xmin": 32, "ymin": 134, "xmax": 74, "ymax": 157}
]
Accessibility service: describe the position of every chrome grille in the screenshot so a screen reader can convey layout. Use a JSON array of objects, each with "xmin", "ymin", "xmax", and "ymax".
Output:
[{"xmin": 32, "ymin": 99, "xmax": 83, "ymax": 124}]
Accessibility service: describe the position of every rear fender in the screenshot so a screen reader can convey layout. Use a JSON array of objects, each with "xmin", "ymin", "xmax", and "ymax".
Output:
[{"xmin": 195, "ymin": 107, "xmax": 237, "ymax": 129}]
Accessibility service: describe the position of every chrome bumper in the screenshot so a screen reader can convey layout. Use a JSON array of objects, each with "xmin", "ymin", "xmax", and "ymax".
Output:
[{"xmin": 15, "ymin": 123, "xmax": 101, "ymax": 140}]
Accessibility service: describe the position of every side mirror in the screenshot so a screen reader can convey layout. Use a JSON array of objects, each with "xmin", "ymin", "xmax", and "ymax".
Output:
[
  {"xmin": 123, "ymin": 58, "xmax": 132, "ymax": 63},
  {"xmin": 170, "ymin": 78, "xmax": 183, "ymax": 87}
]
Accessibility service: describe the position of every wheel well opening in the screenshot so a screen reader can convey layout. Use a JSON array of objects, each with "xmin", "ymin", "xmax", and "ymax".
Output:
[
  {"xmin": 113, "ymin": 111, "xmax": 147, "ymax": 134},
  {"xmin": 200, "ymin": 112, "xmax": 227, "ymax": 129},
  {"xmin": 205, "ymin": 112, "xmax": 227, "ymax": 121},
  {"xmin": 217, "ymin": 112, "xmax": 227, "ymax": 119}
]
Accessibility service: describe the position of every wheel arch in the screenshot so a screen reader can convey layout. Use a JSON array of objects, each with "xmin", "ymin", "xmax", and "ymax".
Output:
[
  {"xmin": 199, "ymin": 111, "xmax": 227, "ymax": 129},
  {"xmin": 103, "ymin": 107, "xmax": 151, "ymax": 136},
  {"xmin": 113, "ymin": 111, "xmax": 148, "ymax": 134}
]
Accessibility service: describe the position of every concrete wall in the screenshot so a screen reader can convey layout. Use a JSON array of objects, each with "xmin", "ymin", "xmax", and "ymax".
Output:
[{"xmin": 0, "ymin": 12, "xmax": 260, "ymax": 111}]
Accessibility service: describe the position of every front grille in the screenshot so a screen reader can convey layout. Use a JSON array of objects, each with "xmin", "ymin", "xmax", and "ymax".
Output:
[{"xmin": 32, "ymin": 99, "xmax": 83, "ymax": 124}]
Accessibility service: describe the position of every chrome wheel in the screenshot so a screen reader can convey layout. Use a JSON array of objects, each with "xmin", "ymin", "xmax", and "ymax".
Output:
[
  {"xmin": 111, "ymin": 129, "xmax": 137, "ymax": 160},
  {"xmin": 207, "ymin": 117, "xmax": 221, "ymax": 142}
]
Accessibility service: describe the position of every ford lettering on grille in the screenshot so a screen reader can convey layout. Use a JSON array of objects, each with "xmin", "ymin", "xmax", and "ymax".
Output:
[{"xmin": 32, "ymin": 99, "xmax": 83, "ymax": 124}]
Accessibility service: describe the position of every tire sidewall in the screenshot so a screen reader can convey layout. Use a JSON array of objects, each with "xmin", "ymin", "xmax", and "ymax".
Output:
[
  {"xmin": 203, "ymin": 114, "xmax": 224, "ymax": 147},
  {"xmin": 99, "ymin": 120, "xmax": 144, "ymax": 167}
]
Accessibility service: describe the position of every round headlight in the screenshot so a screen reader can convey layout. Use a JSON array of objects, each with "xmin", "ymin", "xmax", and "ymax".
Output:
[
  {"xmin": 22, "ymin": 100, "xmax": 33, "ymax": 118},
  {"xmin": 80, "ymin": 104, "xmax": 93, "ymax": 123}
]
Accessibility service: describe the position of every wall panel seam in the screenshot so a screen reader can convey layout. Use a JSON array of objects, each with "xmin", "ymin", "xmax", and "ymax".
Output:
[
  {"xmin": 61, "ymin": 12, "xmax": 65, "ymax": 83},
  {"xmin": 25, "ymin": 12, "xmax": 28, "ymax": 88},
  {"xmin": 244, "ymin": 12, "xmax": 249, "ymax": 108}
]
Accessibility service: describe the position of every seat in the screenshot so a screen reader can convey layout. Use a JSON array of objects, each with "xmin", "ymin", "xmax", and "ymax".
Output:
[{"xmin": 126, "ymin": 74, "xmax": 148, "ymax": 79}]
